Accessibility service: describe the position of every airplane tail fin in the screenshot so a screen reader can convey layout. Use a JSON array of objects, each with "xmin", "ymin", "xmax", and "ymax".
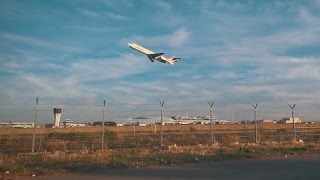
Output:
[{"xmin": 167, "ymin": 56, "xmax": 181, "ymax": 64}]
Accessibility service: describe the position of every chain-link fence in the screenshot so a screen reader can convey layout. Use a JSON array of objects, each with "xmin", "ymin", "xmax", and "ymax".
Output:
[
  {"xmin": 1, "ymin": 124, "xmax": 320, "ymax": 154},
  {"xmin": 1, "ymin": 97, "xmax": 320, "ymax": 154}
]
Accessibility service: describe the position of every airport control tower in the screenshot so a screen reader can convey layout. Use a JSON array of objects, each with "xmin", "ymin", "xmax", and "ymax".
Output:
[{"xmin": 53, "ymin": 108, "xmax": 62, "ymax": 127}]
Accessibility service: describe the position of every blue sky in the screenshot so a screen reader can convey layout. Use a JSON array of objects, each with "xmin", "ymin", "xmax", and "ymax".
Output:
[{"xmin": 1, "ymin": 0, "xmax": 320, "ymax": 123}]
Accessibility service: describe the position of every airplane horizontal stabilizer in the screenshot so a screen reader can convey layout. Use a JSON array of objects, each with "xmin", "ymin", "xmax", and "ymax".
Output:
[{"xmin": 147, "ymin": 57, "xmax": 154, "ymax": 62}]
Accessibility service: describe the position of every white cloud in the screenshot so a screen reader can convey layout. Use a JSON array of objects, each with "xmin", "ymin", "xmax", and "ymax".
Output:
[
  {"xmin": 100, "ymin": 0, "xmax": 134, "ymax": 9},
  {"xmin": 169, "ymin": 28, "xmax": 190, "ymax": 48},
  {"xmin": 2, "ymin": 72, "xmax": 90, "ymax": 101},
  {"xmin": 104, "ymin": 12, "xmax": 127, "ymax": 20},
  {"xmin": 152, "ymin": 11, "xmax": 186, "ymax": 27},
  {"xmin": 2, "ymin": 61, "xmax": 24, "ymax": 69},
  {"xmin": 262, "ymin": 27, "xmax": 320, "ymax": 49},
  {"xmin": 0, "ymin": 49, "xmax": 66, "ymax": 75},
  {"xmin": 23, "ymin": 75, "xmax": 56, "ymax": 93},
  {"xmin": 314, "ymin": 0, "xmax": 320, "ymax": 7},
  {"xmin": 151, "ymin": 1, "xmax": 172, "ymax": 11},
  {"xmin": 280, "ymin": 61, "xmax": 320, "ymax": 81},
  {"xmin": 69, "ymin": 54, "xmax": 151, "ymax": 81}
]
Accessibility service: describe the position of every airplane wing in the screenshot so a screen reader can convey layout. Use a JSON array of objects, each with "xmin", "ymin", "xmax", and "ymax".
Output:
[{"xmin": 147, "ymin": 53, "xmax": 164, "ymax": 61}]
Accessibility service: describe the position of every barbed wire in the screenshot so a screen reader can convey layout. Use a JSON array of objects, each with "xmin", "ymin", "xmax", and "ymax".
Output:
[{"xmin": 1, "ymin": 96, "xmax": 320, "ymax": 123}]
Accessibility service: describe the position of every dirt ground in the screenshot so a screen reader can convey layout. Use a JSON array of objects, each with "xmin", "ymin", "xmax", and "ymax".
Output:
[{"xmin": 17, "ymin": 154, "xmax": 320, "ymax": 180}]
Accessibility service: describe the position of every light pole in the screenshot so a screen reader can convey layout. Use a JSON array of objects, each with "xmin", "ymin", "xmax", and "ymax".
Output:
[
  {"xmin": 18, "ymin": 113, "xmax": 21, "ymax": 122},
  {"xmin": 231, "ymin": 108, "xmax": 234, "ymax": 123},
  {"xmin": 251, "ymin": 103, "xmax": 259, "ymax": 143},
  {"xmin": 102, "ymin": 100, "xmax": 106, "ymax": 151},
  {"xmin": 288, "ymin": 103, "xmax": 296, "ymax": 141},
  {"xmin": 160, "ymin": 100, "xmax": 164, "ymax": 146},
  {"xmin": 32, "ymin": 96, "xmax": 39, "ymax": 153},
  {"xmin": 208, "ymin": 101, "xmax": 215, "ymax": 146}
]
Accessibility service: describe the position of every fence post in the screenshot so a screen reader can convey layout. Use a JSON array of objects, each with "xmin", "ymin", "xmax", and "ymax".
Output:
[
  {"xmin": 160, "ymin": 101, "xmax": 164, "ymax": 146},
  {"xmin": 251, "ymin": 103, "xmax": 259, "ymax": 143},
  {"xmin": 102, "ymin": 100, "xmax": 106, "ymax": 151},
  {"xmin": 208, "ymin": 101, "xmax": 215, "ymax": 146},
  {"xmin": 288, "ymin": 103, "xmax": 296, "ymax": 141},
  {"xmin": 32, "ymin": 96, "xmax": 39, "ymax": 153}
]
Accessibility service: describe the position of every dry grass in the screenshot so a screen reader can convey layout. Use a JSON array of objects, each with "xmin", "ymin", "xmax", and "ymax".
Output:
[
  {"xmin": 1, "ymin": 123, "xmax": 320, "ymax": 135},
  {"xmin": 1, "ymin": 123, "xmax": 320, "ymax": 177},
  {"xmin": 1, "ymin": 141, "xmax": 320, "ymax": 177}
]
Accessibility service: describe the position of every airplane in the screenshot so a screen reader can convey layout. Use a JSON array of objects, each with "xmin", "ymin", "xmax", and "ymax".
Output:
[{"xmin": 128, "ymin": 43, "xmax": 181, "ymax": 65}]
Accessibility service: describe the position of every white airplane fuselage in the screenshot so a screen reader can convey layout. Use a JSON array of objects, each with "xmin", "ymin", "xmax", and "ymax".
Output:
[{"xmin": 128, "ymin": 43, "xmax": 180, "ymax": 65}]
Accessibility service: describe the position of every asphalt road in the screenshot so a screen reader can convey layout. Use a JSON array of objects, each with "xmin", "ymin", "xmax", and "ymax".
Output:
[{"xmin": 21, "ymin": 155, "xmax": 320, "ymax": 180}]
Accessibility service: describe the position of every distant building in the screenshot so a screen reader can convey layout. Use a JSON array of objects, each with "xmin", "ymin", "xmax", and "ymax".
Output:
[
  {"xmin": 172, "ymin": 115, "xmax": 216, "ymax": 121},
  {"xmin": 93, "ymin": 121, "xmax": 103, "ymax": 126},
  {"xmin": 114, "ymin": 117, "xmax": 174, "ymax": 126},
  {"xmin": 104, "ymin": 121, "xmax": 117, "ymax": 126},
  {"xmin": 61, "ymin": 119, "xmax": 86, "ymax": 127},
  {"xmin": 116, "ymin": 123, "xmax": 124, "ymax": 127},
  {"xmin": 0, "ymin": 122, "xmax": 34, "ymax": 128},
  {"xmin": 92, "ymin": 121, "xmax": 116, "ymax": 126},
  {"xmin": 138, "ymin": 122, "xmax": 147, "ymax": 126},
  {"xmin": 172, "ymin": 115, "xmax": 225, "ymax": 125},
  {"xmin": 258, "ymin": 119, "xmax": 277, "ymax": 124},
  {"xmin": 53, "ymin": 108, "xmax": 62, "ymax": 128},
  {"xmin": 278, "ymin": 117, "xmax": 301, "ymax": 124}
]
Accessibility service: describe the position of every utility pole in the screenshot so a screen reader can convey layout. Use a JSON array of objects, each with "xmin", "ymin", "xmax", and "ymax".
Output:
[
  {"xmin": 102, "ymin": 100, "xmax": 106, "ymax": 151},
  {"xmin": 288, "ymin": 103, "xmax": 296, "ymax": 141},
  {"xmin": 160, "ymin": 100, "xmax": 164, "ymax": 146},
  {"xmin": 208, "ymin": 101, "xmax": 215, "ymax": 146},
  {"xmin": 32, "ymin": 96, "xmax": 39, "ymax": 153},
  {"xmin": 251, "ymin": 103, "xmax": 259, "ymax": 143}
]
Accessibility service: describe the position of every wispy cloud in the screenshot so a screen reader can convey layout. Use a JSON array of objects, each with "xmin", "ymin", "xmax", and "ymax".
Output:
[
  {"xmin": 150, "ymin": 1, "xmax": 172, "ymax": 11},
  {"xmin": 0, "ymin": 49, "xmax": 66, "ymax": 74},
  {"xmin": 104, "ymin": 12, "xmax": 127, "ymax": 20},
  {"xmin": 0, "ymin": 32, "xmax": 86, "ymax": 53},
  {"xmin": 0, "ymin": 32, "xmax": 52, "ymax": 48},
  {"xmin": 76, "ymin": 8, "xmax": 127, "ymax": 20},
  {"xmin": 64, "ymin": 25, "xmax": 115, "ymax": 32},
  {"xmin": 76, "ymin": 8, "xmax": 99, "ymax": 17},
  {"xmin": 122, "ymin": 27, "xmax": 190, "ymax": 48}
]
